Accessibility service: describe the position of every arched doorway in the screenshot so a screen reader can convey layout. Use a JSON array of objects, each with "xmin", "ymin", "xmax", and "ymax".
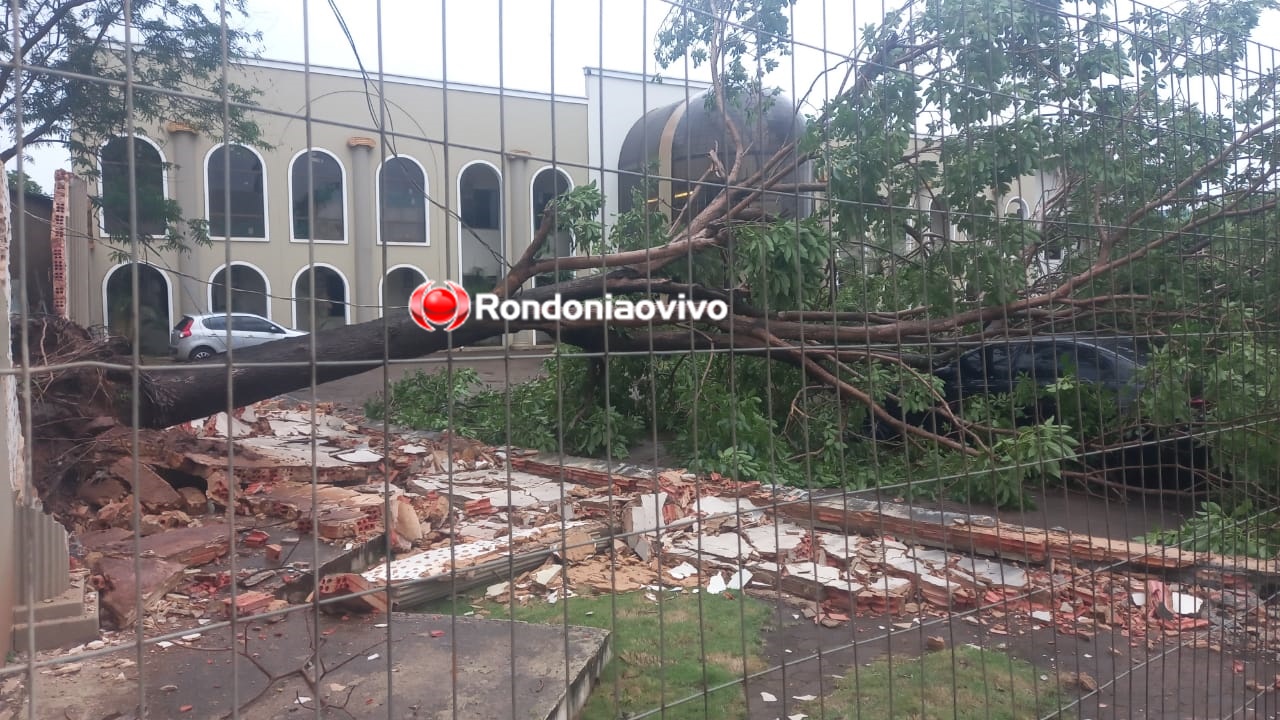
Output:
[
  {"xmin": 292, "ymin": 265, "xmax": 350, "ymax": 332},
  {"xmin": 209, "ymin": 262, "xmax": 270, "ymax": 318},
  {"xmin": 103, "ymin": 263, "xmax": 172, "ymax": 355},
  {"xmin": 530, "ymin": 167, "xmax": 574, "ymax": 285},
  {"xmin": 381, "ymin": 266, "xmax": 427, "ymax": 315}
]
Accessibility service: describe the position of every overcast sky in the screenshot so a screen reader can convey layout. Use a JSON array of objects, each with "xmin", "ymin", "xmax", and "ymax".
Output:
[
  {"xmin": 11, "ymin": 0, "xmax": 910, "ymax": 189},
  {"xmin": 14, "ymin": 0, "xmax": 1280, "ymax": 191}
]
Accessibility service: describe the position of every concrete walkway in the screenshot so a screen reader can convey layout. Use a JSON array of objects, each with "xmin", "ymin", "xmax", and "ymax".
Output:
[{"xmin": 19, "ymin": 611, "xmax": 610, "ymax": 720}]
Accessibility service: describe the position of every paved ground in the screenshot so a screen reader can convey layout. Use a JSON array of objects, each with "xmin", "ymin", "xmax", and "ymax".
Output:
[{"xmin": 15, "ymin": 612, "xmax": 611, "ymax": 720}]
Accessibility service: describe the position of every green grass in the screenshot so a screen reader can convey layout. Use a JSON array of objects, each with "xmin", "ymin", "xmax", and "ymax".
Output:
[
  {"xmin": 804, "ymin": 645, "xmax": 1064, "ymax": 720},
  {"xmin": 420, "ymin": 590, "xmax": 771, "ymax": 719}
]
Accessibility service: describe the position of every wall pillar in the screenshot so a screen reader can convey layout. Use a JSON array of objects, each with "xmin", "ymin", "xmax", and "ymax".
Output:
[
  {"xmin": 165, "ymin": 121, "xmax": 201, "ymax": 315},
  {"xmin": 504, "ymin": 151, "xmax": 534, "ymax": 348},
  {"xmin": 348, "ymin": 137, "xmax": 377, "ymax": 324}
]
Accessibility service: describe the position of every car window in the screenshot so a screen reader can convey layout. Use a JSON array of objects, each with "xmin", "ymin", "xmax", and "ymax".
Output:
[
  {"xmin": 1027, "ymin": 343, "xmax": 1114, "ymax": 382},
  {"xmin": 957, "ymin": 348, "xmax": 987, "ymax": 379},
  {"xmin": 957, "ymin": 344, "xmax": 1016, "ymax": 382},
  {"xmin": 1029, "ymin": 343, "xmax": 1064, "ymax": 380},
  {"xmin": 230, "ymin": 316, "xmax": 276, "ymax": 333},
  {"xmin": 985, "ymin": 345, "xmax": 1015, "ymax": 378},
  {"xmin": 202, "ymin": 316, "xmax": 227, "ymax": 331},
  {"xmin": 1071, "ymin": 346, "xmax": 1112, "ymax": 382}
]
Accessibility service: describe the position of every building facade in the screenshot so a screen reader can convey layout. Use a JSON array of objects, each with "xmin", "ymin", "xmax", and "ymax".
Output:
[
  {"xmin": 72, "ymin": 59, "xmax": 605, "ymax": 353},
  {"xmin": 67, "ymin": 60, "xmax": 1066, "ymax": 356}
]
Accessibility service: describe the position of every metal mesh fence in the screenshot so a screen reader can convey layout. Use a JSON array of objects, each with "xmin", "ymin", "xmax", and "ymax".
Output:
[{"xmin": 4, "ymin": 0, "xmax": 1280, "ymax": 718}]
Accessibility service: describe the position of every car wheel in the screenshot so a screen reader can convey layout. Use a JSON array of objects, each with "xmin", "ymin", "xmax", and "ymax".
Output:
[{"xmin": 188, "ymin": 346, "xmax": 216, "ymax": 362}]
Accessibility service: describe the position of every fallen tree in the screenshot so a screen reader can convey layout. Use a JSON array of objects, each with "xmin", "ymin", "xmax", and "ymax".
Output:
[{"xmin": 14, "ymin": 0, "xmax": 1280, "ymax": 516}]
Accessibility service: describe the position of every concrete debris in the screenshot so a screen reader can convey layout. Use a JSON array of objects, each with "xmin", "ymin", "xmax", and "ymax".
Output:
[
  {"xmin": 740, "ymin": 523, "xmax": 807, "ymax": 563},
  {"xmin": 677, "ymin": 532, "xmax": 751, "ymax": 561},
  {"xmin": 37, "ymin": 398, "xmax": 1280, "ymax": 667},
  {"xmin": 624, "ymin": 492, "xmax": 669, "ymax": 536},
  {"xmin": 334, "ymin": 448, "xmax": 383, "ymax": 463},
  {"xmin": 726, "ymin": 568, "xmax": 753, "ymax": 590},
  {"xmin": 707, "ymin": 573, "xmax": 729, "ymax": 595},
  {"xmin": 667, "ymin": 562, "xmax": 699, "ymax": 580},
  {"xmin": 532, "ymin": 564, "xmax": 564, "ymax": 589}
]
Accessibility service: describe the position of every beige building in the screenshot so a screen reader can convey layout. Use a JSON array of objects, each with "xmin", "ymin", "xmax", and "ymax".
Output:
[
  {"xmin": 70, "ymin": 58, "xmax": 596, "ymax": 354},
  {"xmin": 65, "ymin": 60, "xmax": 1067, "ymax": 356}
]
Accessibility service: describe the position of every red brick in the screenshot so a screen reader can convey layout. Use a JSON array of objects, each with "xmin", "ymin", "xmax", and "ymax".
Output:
[{"xmin": 223, "ymin": 590, "xmax": 273, "ymax": 617}]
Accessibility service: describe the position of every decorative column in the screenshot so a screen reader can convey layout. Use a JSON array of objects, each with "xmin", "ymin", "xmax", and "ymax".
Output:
[
  {"xmin": 165, "ymin": 121, "xmax": 201, "ymax": 315},
  {"xmin": 348, "ymin": 137, "xmax": 377, "ymax": 323},
  {"xmin": 505, "ymin": 150, "xmax": 533, "ymax": 347}
]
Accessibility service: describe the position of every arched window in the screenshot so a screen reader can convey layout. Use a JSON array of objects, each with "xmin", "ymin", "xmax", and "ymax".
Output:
[
  {"xmin": 292, "ymin": 264, "xmax": 350, "ymax": 331},
  {"xmin": 290, "ymin": 149, "xmax": 346, "ymax": 242},
  {"xmin": 458, "ymin": 162, "xmax": 503, "ymax": 296},
  {"xmin": 381, "ymin": 266, "xmax": 427, "ymax": 314},
  {"xmin": 209, "ymin": 262, "xmax": 270, "ymax": 318},
  {"xmin": 100, "ymin": 136, "xmax": 166, "ymax": 237},
  {"xmin": 530, "ymin": 167, "xmax": 574, "ymax": 287},
  {"xmin": 206, "ymin": 144, "xmax": 267, "ymax": 240},
  {"xmin": 1006, "ymin": 197, "xmax": 1029, "ymax": 220},
  {"xmin": 928, "ymin": 196, "xmax": 951, "ymax": 241},
  {"xmin": 102, "ymin": 263, "xmax": 172, "ymax": 355},
  {"xmin": 378, "ymin": 156, "xmax": 428, "ymax": 244}
]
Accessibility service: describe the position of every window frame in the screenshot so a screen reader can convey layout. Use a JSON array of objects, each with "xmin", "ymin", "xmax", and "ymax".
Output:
[
  {"xmin": 204, "ymin": 143, "xmax": 270, "ymax": 242},
  {"xmin": 455, "ymin": 159, "xmax": 505, "ymax": 286},
  {"xmin": 289, "ymin": 263, "xmax": 353, "ymax": 329},
  {"xmin": 376, "ymin": 155, "xmax": 430, "ymax": 246},
  {"xmin": 378, "ymin": 265, "xmax": 428, "ymax": 317},
  {"xmin": 231, "ymin": 315, "xmax": 283, "ymax": 333},
  {"xmin": 207, "ymin": 261, "xmax": 273, "ymax": 320},
  {"xmin": 287, "ymin": 147, "xmax": 349, "ymax": 244},
  {"xmin": 97, "ymin": 134, "xmax": 169, "ymax": 239}
]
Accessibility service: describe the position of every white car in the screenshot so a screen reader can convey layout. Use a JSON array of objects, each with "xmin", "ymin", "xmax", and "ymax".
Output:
[{"xmin": 170, "ymin": 313, "xmax": 307, "ymax": 361}]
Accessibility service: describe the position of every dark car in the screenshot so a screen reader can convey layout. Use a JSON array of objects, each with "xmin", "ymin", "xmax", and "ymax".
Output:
[
  {"xmin": 864, "ymin": 335, "xmax": 1207, "ymax": 489},
  {"xmin": 935, "ymin": 335, "xmax": 1148, "ymax": 412}
]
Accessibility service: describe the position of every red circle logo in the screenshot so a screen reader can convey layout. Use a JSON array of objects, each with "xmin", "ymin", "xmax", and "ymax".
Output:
[{"xmin": 408, "ymin": 279, "xmax": 471, "ymax": 332}]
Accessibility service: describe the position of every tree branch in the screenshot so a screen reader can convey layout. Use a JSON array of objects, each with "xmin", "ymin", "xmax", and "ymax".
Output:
[{"xmin": 0, "ymin": 0, "xmax": 96, "ymax": 95}]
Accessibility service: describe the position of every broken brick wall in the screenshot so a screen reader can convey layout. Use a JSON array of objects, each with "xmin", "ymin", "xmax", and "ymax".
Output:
[
  {"xmin": 0, "ymin": 165, "xmax": 18, "ymax": 657},
  {"xmin": 0, "ymin": 166, "xmax": 72, "ymax": 659},
  {"xmin": 51, "ymin": 170, "xmax": 69, "ymax": 319},
  {"xmin": 61, "ymin": 171, "xmax": 93, "ymax": 326}
]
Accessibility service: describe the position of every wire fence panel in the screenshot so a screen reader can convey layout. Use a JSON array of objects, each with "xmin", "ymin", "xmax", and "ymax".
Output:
[{"xmin": 4, "ymin": 0, "xmax": 1280, "ymax": 718}]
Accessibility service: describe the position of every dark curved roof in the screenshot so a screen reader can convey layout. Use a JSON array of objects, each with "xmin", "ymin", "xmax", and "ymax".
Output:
[
  {"xmin": 619, "ymin": 90, "xmax": 804, "ymax": 172},
  {"xmin": 616, "ymin": 90, "xmax": 809, "ymax": 218}
]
